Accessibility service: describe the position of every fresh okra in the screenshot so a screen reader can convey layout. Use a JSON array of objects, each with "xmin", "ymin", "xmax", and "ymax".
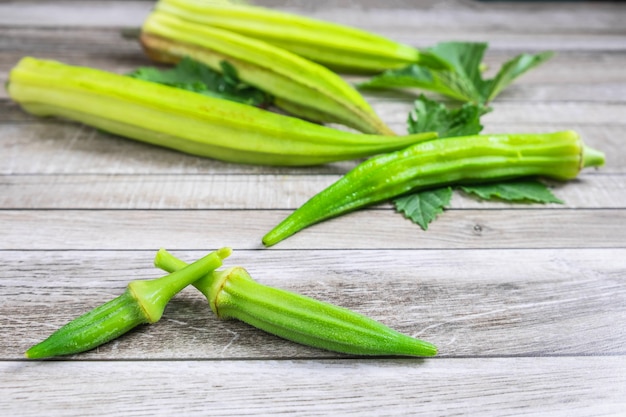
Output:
[
  {"xmin": 154, "ymin": 249, "xmax": 438, "ymax": 357},
  {"xmin": 25, "ymin": 248, "xmax": 231, "ymax": 359},
  {"xmin": 152, "ymin": 0, "xmax": 448, "ymax": 74},
  {"xmin": 263, "ymin": 130, "xmax": 606, "ymax": 246},
  {"xmin": 140, "ymin": 10, "xmax": 396, "ymax": 135},
  {"xmin": 7, "ymin": 57, "xmax": 437, "ymax": 166}
]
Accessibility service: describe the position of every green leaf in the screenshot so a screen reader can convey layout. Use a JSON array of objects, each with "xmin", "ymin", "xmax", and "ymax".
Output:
[
  {"xmin": 219, "ymin": 60, "xmax": 240, "ymax": 86},
  {"xmin": 128, "ymin": 56, "xmax": 272, "ymax": 107},
  {"xmin": 427, "ymin": 42, "xmax": 487, "ymax": 100},
  {"xmin": 460, "ymin": 180, "xmax": 563, "ymax": 204},
  {"xmin": 358, "ymin": 61, "xmax": 476, "ymax": 102},
  {"xmin": 359, "ymin": 42, "xmax": 553, "ymax": 105},
  {"xmin": 397, "ymin": 96, "xmax": 488, "ymax": 229},
  {"xmin": 408, "ymin": 94, "xmax": 490, "ymax": 137},
  {"xmin": 394, "ymin": 187, "xmax": 453, "ymax": 230},
  {"xmin": 484, "ymin": 51, "xmax": 554, "ymax": 103}
]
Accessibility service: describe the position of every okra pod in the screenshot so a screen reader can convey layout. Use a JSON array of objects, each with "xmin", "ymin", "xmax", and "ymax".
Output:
[
  {"xmin": 263, "ymin": 130, "xmax": 606, "ymax": 246},
  {"xmin": 140, "ymin": 10, "xmax": 396, "ymax": 135},
  {"xmin": 7, "ymin": 57, "xmax": 437, "ymax": 166},
  {"xmin": 25, "ymin": 248, "xmax": 231, "ymax": 359},
  {"xmin": 152, "ymin": 0, "xmax": 447, "ymax": 74},
  {"xmin": 154, "ymin": 249, "xmax": 438, "ymax": 357}
]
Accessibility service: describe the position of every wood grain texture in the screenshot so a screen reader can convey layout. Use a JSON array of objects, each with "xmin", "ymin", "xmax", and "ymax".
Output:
[
  {"xmin": 0, "ymin": 120, "xmax": 622, "ymax": 174},
  {"xmin": 2, "ymin": 249, "xmax": 625, "ymax": 359},
  {"xmin": 1, "ymin": 209, "xmax": 624, "ymax": 250},
  {"xmin": 2, "ymin": 358, "xmax": 625, "ymax": 417},
  {"xmin": 0, "ymin": 173, "xmax": 621, "ymax": 209},
  {"xmin": 1, "ymin": 1, "xmax": 625, "ymax": 416}
]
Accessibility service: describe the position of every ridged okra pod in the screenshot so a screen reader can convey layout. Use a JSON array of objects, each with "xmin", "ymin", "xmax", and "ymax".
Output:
[
  {"xmin": 154, "ymin": 249, "xmax": 438, "ymax": 357},
  {"xmin": 263, "ymin": 130, "xmax": 606, "ymax": 246},
  {"xmin": 25, "ymin": 248, "xmax": 231, "ymax": 359},
  {"xmin": 7, "ymin": 57, "xmax": 437, "ymax": 166},
  {"xmin": 152, "ymin": 0, "xmax": 447, "ymax": 74},
  {"xmin": 140, "ymin": 10, "xmax": 396, "ymax": 135}
]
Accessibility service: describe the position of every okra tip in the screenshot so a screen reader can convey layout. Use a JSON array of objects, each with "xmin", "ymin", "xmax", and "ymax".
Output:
[
  {"xmin": 217, "ymin": 247, "xmax": 233, "ymax": 259},
  {"xmin": 415, "ymin": 340, "xmax": 438, "ymax": 357},
  {"xmin": 24, "ymin": 347, "xmax": 50, "ymax": 359},
  {"xmin": 582, "ymin": 146, "xmax": 605, "ymax": 169},
  {"xmin": 261, "ymin": 229, "xmax": 287, "ymax": 248}
]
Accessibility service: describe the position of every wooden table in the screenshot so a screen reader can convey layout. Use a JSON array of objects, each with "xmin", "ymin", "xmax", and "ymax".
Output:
[{"xmin": 1, "ymin": 1, "xmax": 625, "ymax": 415}]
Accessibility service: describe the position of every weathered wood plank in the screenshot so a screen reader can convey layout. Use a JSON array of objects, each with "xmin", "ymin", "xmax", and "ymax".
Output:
[
  {"xmin": 0, "ymin": 120, "xmax": 621, "ymax": 175},
  {"xmin": 0, "ymin": 173, "xmax": 621, "ymax": 209},
  {"xmin": 2, "ymin": 358, "xmax": 625, "ymax": 416},
  {"xmin": 0, "ymin": 209, "xmax": 624, "ymax": 250},
  {"xmin": 1, "ymin": 0, "xmax": 624, "ymax": 36},
  {"xmin": 0, "ymin": 1, "xmax": 153, "ymax": 27},
  {"xmin": 1, "ymin": 1, "xmax": 624, "ymax": 416},
  {"xmin": 2, "ymin": 248, "xmax": 624, "ymax": 359},
  {"xmin": 2, "ymin": 26, "xmax": 626, "ymax": 78}
]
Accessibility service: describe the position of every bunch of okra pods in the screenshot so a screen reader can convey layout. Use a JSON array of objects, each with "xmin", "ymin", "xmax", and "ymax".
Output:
[{"xmin": 12, "ymin": 0, "xmax": 604, "ymax": 359}]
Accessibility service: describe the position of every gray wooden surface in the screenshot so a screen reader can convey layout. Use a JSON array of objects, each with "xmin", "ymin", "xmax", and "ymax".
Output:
[{"xmin": 1, "ymin": 1, "xmax": 625, "ymax": 416}]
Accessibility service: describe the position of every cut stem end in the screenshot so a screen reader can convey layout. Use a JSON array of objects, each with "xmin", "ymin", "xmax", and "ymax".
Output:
[{"xmin": 582, "ymin": 146, "xmax": 605, "ymax": 169}]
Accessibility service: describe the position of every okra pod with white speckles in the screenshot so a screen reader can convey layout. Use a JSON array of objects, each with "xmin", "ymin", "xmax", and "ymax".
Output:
[
  {"xmin": 263, "ymin": 130, "xmax": 606, "ymax": 246},
  {"xmin": 155, "ymin": 249, "xmax": 438, "ymax": 357}
]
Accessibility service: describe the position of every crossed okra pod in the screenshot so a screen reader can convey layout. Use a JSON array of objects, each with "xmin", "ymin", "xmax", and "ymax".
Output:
[{"xmin": 26, "ymin": 248, "xmax": 438, "ymax": 359}]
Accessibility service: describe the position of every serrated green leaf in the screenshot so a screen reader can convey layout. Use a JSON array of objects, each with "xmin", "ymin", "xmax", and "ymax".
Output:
[
  {"xmin": 460, "ymin": 180, "xmax": 563, "ymax": 204},
  {"xmin": 427, "ymin": 42, "xmax": 487, "ymax": 100},
  {"xmin": 398, "ymin": 96, "xmax": 487, "ymax": 230},
  {"xmin": 128, "ymin": 56, "xmax": 272, "ymax": 107},
  {"xmin": 358, "ymin": 63, "xmax": 474, "ymax": 102},
  {"xmin": 484, "ymin": 51, "xmax": 554, "ymax": 102},
  {"xmin": 359, "ymin": 42, "xmax": 553, "ymax": 105},
  {"xmin": 394, "ymin": 187, "xmax": 453, "ymax": 230},
  {"xmin": 408, "ymin": 94, "xmax": 490, "ymax": 137}
]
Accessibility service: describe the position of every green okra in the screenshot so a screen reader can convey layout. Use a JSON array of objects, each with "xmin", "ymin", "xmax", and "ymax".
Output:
[
  {"xmin": 263, "ymin": 130, "xmax": 606, "ymax": 246},
  {"xmin": 140, "ymin": 10, "xmax": 396, "ymax": 135},
  {"xmin": 154, "ymin": 249, "xmax": 438, "ymax": 357},
  {"xmin": 25, "ymin": 248, "xmax": 231, "ymax": 359},
  {"xmin": 7, "ymin": 57, "xmax": 437, "ymax": 166},
  {"xmin": 152, "ymin": 0, "xmax": 448, "ymax": 74}
]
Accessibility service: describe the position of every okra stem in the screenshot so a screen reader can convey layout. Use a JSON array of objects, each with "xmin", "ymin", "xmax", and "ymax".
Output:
[
  {"xmin": 154, "ymin": 250, "xmax": 438, "ymax": 357},
  {"xmin": 263, "ymin": 131, "xmax": 605, "ymax": 246},
  {"xmin": 582, "ymin": 145, "xmax": 606, "ymax": 169}
]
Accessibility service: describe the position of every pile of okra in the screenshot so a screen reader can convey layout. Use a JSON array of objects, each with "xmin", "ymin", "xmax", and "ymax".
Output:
[{"xmin": 10, "ymin": 0, "xmax": 604, "ymax": 359}]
